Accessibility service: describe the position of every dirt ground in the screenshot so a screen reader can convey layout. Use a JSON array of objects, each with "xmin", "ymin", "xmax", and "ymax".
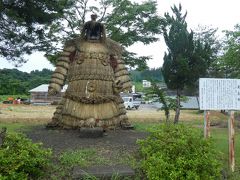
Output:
[
  {"xmin": 0, "ymin": 104, "xmax": 205, "ymax": 123},
  {"xmin": 26, "ymin": 125, "xmax": 148, "ymax": 155}
]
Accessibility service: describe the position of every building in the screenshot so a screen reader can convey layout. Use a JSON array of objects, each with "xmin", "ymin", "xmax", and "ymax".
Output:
[
  {"xmin": 142, "ymin": 80, "xmax": 151, "ymax": 88},
  {"xmin": 29, "ymin": 84, "xmax": 68, "ymax": 104}
]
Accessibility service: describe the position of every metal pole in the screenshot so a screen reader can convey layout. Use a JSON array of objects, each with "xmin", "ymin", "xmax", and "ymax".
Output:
[
  {"xmin": 229, "ymin": 111, "xmax": 235, "ymax": 172},
  {"xmin": 204, "ymin": 110, "xmax": 210, "ymax": 138}
]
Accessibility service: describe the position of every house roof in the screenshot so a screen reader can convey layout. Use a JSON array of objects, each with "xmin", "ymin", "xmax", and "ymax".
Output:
[{"xmin": 29, "ymin": 84, "xmax": 68, "ymax": 92}]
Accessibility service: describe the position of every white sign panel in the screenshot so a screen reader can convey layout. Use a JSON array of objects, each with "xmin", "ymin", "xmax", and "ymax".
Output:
[{"xmin": 199, "ymin": 78, "xmax": 240, "ymax": 110}]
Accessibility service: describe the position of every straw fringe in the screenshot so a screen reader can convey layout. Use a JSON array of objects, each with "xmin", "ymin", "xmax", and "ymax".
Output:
[
  {"xmin": 115, "ymin": 96, "xmax": 124, "ymax": 104},
  {"xmin": 118, "ymin": 108, "xmax": 127, "ymax": 115},
  {"xmin": 119, "ymin": 114, "xmax": 128, "ymax": 121},
  {"xmin": 55, "ymin": 108, "xmax": 62, "ymax": 114},
  {"xmin": 60, "ymin": 115, "xmax": 121, "ymax": 128},
  {"xmin": 62, "ymin": 98, "xmax": 119, "ymax": 120},
  {"xmin": 118, "ymin": 103, "xmax": 125, "ymax": 109},
  {"xmin": 122, "ymin": 82, "xmax": 132, "ymax": 91}
]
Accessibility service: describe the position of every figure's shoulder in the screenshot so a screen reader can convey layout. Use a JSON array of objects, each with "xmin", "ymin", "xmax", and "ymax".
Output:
[
  {"xmin": 106, "ymin": 38, "xmax": 124, "ymax": 55},
  {"xmin": 84, "ymin": 21, "xmax": 91, "ymax": 26},
  {"xmin": 64, "ymin": 36, "xmax": 82, "ymax": 47}
]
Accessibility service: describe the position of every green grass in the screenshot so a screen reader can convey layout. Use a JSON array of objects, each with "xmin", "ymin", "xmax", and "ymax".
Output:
[
  {"xmin": 211, "ymin": 128, "xmax": 240, "ymax": 178},
  {"xmin": 0, "ymin": 122, "xmax": 32, "ymax": 133},
  {"xmin": 132, "ymin": 122, "xmax": 160, "ymax": 131},
  {"xmin": 59, "ymin": 148, "xmax": 109, "ymax": 168}
]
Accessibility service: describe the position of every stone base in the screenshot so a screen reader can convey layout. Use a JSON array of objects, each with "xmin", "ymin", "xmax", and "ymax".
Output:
[
  {"xmin": 72, "ymin": 165, "xmax": 135, "ymax": 179},
  {"xmin": 79, "ymin": 127, "xmax": 104, "ymax": 138}
]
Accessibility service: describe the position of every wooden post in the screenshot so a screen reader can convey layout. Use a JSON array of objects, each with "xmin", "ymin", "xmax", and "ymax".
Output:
[
  {"xmin": 229, "ymin": 111, "xmax": 235, "ymax": 172},
  {"xmin": 204, "ymin": 110, "xmax": 210, "ymax": 138}
]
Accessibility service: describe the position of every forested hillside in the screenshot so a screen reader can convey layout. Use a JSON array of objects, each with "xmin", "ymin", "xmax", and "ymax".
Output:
[
  {"xmin": 0, "ymin": 69, "xmax": 52, "ymax": 95},
  {"xmin": 0, "ymin": 68, "xmax": 163, "ymax": 95},
  {"xmin": 130, "ymin": 68, "xmax": 163, "ymax": 82}
]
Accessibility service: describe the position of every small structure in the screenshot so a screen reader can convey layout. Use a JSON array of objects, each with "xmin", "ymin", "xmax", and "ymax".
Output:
[
  {"xmin": 29, "ymin": 84, "xmax": 68, "ymax": 104},
  {"xmin": 142, "ymin": 80, "xmax": 151, "ymax": 88}
]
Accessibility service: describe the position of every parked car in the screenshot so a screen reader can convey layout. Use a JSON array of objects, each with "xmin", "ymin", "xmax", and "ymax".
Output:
[{"xmin": 123, "ymin": 97, "xmax": 141, "ymax": 110}]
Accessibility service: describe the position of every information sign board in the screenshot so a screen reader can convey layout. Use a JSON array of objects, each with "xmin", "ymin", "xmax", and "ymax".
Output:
[{"xmin": 199, "ymin": 78, "xmax": 240, "ymax": 110}]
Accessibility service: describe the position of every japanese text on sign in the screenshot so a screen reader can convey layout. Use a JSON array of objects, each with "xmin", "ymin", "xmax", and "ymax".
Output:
[{"xmin": 199, "ymin": 78, "xmax": 240, "ymax": 110}]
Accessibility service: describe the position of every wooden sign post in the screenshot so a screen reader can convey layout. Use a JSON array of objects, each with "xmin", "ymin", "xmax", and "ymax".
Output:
[
  {"xmin": 229, "ymin": 111, "xmax": 235, "ymax": 172},
  {"xmin": 199, "ymin": 78, "xmax": 239, "ymax": 172},
  {"xmin": 204, "ymin": 110, "xmax": 210, "ymax": 138}
]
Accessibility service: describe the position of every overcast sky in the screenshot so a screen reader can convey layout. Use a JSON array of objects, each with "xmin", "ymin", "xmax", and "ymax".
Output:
[{"xmin": 1, "ymin": 0, "xmax": 240, "ymax": 72}]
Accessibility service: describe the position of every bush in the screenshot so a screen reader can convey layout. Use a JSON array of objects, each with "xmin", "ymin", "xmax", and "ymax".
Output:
[
  {"xmin": 137, "ymin": 124, "xmax": 222, "ymax": 180},
  {"xmin": 0, "ymin": 133, "xmax": 52, "ymax": 179}
]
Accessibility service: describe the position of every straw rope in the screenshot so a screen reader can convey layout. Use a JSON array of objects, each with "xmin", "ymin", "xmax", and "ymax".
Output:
[
  {"xmin": 50, "ymin": 78, "xmax": 64, "ymax": 86},
  {"xmin": 51, "ymin": 73, "xmax": 65, "ymax": 81},
  {"xmin": 64, "ymin": 93, "xmax": 117, "ymax": 104},
  {"xmin": 49, "ymin": 83, "xmax": 61, "ymax": 92},
  {"xmin": 115, "ymin": 70, "xmax": 130, "ymax": 78},
  {"xmin": 54, "ymin": 67, "xmax": 68, "ymax": 75},
  {"xmin": 57, "ymin": 56, "xmax": 70, "ymax": 63},
  {"xmin": 56, "ymin": 61, "xmax": 70, "ymax": 70}
]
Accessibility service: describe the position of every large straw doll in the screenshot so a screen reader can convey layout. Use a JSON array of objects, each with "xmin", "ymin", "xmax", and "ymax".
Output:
[{"xmin": 47, "ymin": 14, "xmax": 132, "ymax": 129}]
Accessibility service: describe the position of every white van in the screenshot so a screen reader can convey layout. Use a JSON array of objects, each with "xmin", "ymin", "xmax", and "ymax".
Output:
[{"xmin": 123, "ymin": 97, "xmax": 141, "ymax": 110}]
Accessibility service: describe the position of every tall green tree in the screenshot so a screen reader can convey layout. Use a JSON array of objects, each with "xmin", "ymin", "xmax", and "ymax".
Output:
[
  {"xmin": 44, "ymin": 0, "xmax": 163, "ymax": 69},
  {"xmin": 193, "ymin": 25, "xmax": 223, "ymax": 79},
  {"xmin": 218, "ymin": 24, "xmax": 240, "ymax": 78},
  {"xmin": 162, "ymin": 4, "xmax": 213, "ymax": 123},
  {"xmin": 0, "ymin": 0, "xmax": 70, "ymax": 65}
]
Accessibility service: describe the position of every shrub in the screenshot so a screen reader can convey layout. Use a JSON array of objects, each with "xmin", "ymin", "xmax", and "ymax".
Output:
[
  {"xmin": 137, "ymin": 124, "xmax": 222, "ymax": 180},
  {"xmin": 0, "ymin": 133, "xmax": 52, "ymax": 179}
]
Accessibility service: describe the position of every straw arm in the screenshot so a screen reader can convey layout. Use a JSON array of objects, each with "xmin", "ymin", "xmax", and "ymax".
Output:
[{"xmin": 48, "ymin": 45, "xmax": 76, "ymax": 96}]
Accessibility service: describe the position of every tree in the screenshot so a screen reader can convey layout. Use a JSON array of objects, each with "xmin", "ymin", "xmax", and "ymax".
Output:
[
  {"xmin": 146, "ymin": 82, "xmax": 170, "ymax": 122},
  {"xmin": 0, "ymin": 68, "xmax": 52, "ymax": 95},
  {"xmin": 218, "ymin": 24, "xmax": 240, "ymax": 78},
  {"xmin": 44, "ymin": 0, "xmax": 163, "ymax": 69},
  {"xmin": 162, "ymin": 4, "xmax": 213, "ymax": 123},
  {"xmin": 0, "ymin": 0, "xmax": 70, "ymax": 65},
  {"xmin": 193, "ymin": 25, "xmax": 223, "ymax": 79}
]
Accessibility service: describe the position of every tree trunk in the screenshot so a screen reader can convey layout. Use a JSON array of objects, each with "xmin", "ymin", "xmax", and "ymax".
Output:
[{"xmin": 174, "ymin": 90, "xmax": 181, "ymax": 124}]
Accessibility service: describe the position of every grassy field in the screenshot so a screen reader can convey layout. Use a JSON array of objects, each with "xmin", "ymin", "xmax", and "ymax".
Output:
[{"xmin": 1, "ymin": 104, "xmax": 240, "ymax": 178}]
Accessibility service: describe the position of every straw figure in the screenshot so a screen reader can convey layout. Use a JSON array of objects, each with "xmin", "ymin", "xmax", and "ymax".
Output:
[{"xmin": 47, "ymin": 14, "xmax": 132, "ymax": 129}]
